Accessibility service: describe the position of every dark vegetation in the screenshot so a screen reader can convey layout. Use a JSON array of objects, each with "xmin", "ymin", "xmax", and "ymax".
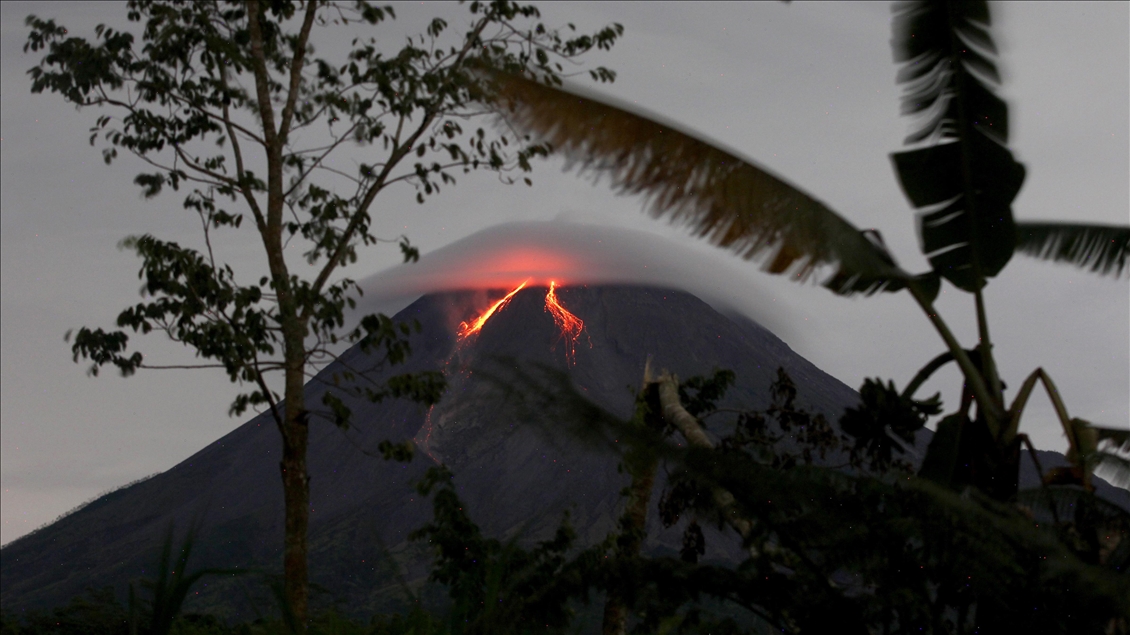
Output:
[{"xmin": 2, "ymin": 367, "xmax": 1128, "ymax": 634}]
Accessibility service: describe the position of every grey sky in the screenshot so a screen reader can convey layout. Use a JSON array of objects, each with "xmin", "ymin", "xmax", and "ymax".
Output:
[{"xmin": 2, "ymin": 2, "xmax": 1127, "ymax": 545}]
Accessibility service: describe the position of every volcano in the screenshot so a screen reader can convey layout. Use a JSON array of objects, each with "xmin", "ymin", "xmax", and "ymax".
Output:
[{"xmin": 0, "ymin": 285, "xmax": 1122, "ymax": 620}]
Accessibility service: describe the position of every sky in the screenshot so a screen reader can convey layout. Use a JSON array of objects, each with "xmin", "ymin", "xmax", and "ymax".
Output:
[{"xmin": 1, "ymin": 1, "xmax": 1127, "ymax": 546}]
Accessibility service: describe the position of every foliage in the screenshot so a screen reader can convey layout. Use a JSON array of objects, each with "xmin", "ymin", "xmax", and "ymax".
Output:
[
  {"xmin": 839, "ymin": 377, "xmax": 941, "ymax": 473},
  {"xmin": 618, "ymin": 368, "xmax": 1130, "ymax": 633},
  {"xmin": 653, "ymin": 369, "xmax": 1130, "ymax": 634},
  {"xmin": 406, "ymin": 365, "xmax": 1130, "ymax": 634},
  {"xmin": 475, "ymin": 0, "xmax": 1130, "ymax": 499},
  {"xmin": 407, "ymin": 465, "xmax": 602, "ymax": 635},
  {"xmin": 26, "ymin": 0, "xmax": 623, "ymax": 418},
  {"xmin": 675, "ymin": 369, "xmax": 735, "ymax": 419},
  {"xmin": 463, "ymin": 360, "xmax": 1130, "ymax": 633}
]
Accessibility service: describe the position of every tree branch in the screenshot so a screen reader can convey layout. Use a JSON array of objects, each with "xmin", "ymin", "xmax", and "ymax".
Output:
[
  {"xmin": 655, "ymin": 372, "xmax": 756, "ymax": 551},
  {"xmin": 277, "ymin": 0, "xmax": 319, "ymax": 145},
  {"xmin": 300, "ymin": 7, "xmax": 504, "ymax": 312},
  {"xmin": 246, "ymin": 0, "xmax": 279, "ymax": 154},
  {"xmin": 220, "ymin": 69, "xmax": 268, "ymax": 232},
  {"xmin": 282, "ymin": 122, "xmax": 359, "ymax": 200},
  {"xmin": 138, "ymin": 363, "xmax": 230, "ymax": 370}
]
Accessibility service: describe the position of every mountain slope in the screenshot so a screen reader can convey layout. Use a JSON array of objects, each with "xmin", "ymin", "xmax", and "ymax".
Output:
[{"xmin": 1, "ymin": 285, "xmax": 1121, "ymax": 620}]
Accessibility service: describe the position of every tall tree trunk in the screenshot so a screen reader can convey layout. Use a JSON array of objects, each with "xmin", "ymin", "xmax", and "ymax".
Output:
[
  {"xmin": 601, "ymin": 453, "xmax": 656, "ymax": 635},
  {"xmin": 602, "ymin": 367, "xmax": 660, "ymax": 635},
  {"xmin": 280, "ymin": 418, "xmax": 309, "ymax": 631},
  {"xmin": 280, "ymin": 325, "xmax": 310, "ymax": 632},
  {"xmin": 246, "ymin": 1, "xmax": 312, "ymax": 625}
]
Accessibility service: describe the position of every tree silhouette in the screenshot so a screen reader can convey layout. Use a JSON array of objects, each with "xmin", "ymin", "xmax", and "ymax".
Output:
[{"xmin": 24, "ymin": 1, "xmax": 622, "ymax": 628}]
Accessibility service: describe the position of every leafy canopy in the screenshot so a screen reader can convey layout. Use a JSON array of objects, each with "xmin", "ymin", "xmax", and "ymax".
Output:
[{"xmin": 27, "ymin": 0, "xmax": 624, "ymax": 419}]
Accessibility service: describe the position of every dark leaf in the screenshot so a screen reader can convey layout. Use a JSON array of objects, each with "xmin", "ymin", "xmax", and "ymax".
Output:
[
  {"xmin": 840, "ymin": 377, "xmax": 941, "ymax": 473},
  {"xmin": 1093, "ymin": 451, "xmax": 1130, "ymax": 489},
  {"xmin": 892, "ymin": 0, "xmax": 1005, "ymax": 144},
  {"xmin": 377, "ymin": 439, "xmax": 415, "ymax": 463},
  {"xmin": 680, "ymin": 521, "xmax": 706, "ymax": 564},
  {"xmin": 891, "ymin": 133, "xmax": 1024, "ymax": 291},
  {"xmin": 1015, "ymin": 222, "xmax": 1130, "ymax": 277}
]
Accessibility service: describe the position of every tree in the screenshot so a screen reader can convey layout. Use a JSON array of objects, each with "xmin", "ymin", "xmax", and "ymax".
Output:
[
  {"xmin": 475, "ymin": 0, "xmax": 1130, "ymax": 499},
  {"xmin": 448, "ymin": 363, "xmax": 1130, "ymax": 633},
  {"xmin": 24, "ymin": 1, "xmax": 622, "ymax": 628},
  {"xmin": 637, "ymin": 369, "xmax": 1130, "ymax": 633}
]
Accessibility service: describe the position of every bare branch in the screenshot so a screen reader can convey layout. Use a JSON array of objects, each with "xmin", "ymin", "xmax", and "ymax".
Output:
[
  {"xmin": 138, "ymin": 363, "xmax": 230, "ymax": 370},
  {"xmin": 278, "ymin": 0, "xmax": 319, "ymax": 145},
  {"xmin": 220, "ymin": 68, "xmax": 268, "ymax": 232},
  {"xmin": 282, "ymin": 122, "xmax": 359, "ymax": 200}
]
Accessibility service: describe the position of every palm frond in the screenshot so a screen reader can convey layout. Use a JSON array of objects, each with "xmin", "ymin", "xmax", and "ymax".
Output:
[
  {"xmin": 1015, "ymin": 222, "xmax": 1130, "ymax": 277},
  {"xmin": 482, "ymin": 71, "xmax": 912, "ymax": 297}
]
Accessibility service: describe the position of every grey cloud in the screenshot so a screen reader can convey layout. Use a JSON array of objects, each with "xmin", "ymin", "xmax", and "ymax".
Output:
[{"xmin": 349, "ymin": 220, "xmax": 800, "ymax": 341}]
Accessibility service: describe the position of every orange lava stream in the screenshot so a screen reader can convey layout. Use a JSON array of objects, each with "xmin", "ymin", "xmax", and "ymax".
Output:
[
  {"xmin": 422, "ymin": 279, "xmax": 528, "ymax": 462},
  {"xmin": 457, "ymin": 279, "xmax": 529, "ymax": 340},
  {"xmin": 421, "ymin": 279, "xmax": 587, "ymax": 462},
  {"xmin": 545, "ymin": 281, "xmax": 585, "ymax": 364}
]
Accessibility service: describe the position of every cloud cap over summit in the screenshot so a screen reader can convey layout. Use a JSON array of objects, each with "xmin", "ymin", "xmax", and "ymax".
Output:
[{"xmin": 351, "ymin": 220, "xmax": 794, "ymax": 338}]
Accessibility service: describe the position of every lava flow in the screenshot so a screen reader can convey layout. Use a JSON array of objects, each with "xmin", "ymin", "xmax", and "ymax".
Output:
[
  {"xmin": 457, "ymin": 279, "xmax": 529, "ymax": 339},
  {"xmin": 418, "ymin": 281, "xmax": 589, "ymax": 462},
  {"xmin": 544, "ymin": 281, "xmax": 586, "ymax": 365}
]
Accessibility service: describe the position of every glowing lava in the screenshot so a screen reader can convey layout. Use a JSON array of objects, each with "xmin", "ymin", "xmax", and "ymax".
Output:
[
  {"xmin": 545, "ymin": 281, "xmax": 586, "ymax": 365},
  {"xmin": 457, "ymin": 279, "xmax": 529, "ymax": 339},
  {"xmin": 420, "ymin": 280, "xmax": 589, "ymax": 462}
]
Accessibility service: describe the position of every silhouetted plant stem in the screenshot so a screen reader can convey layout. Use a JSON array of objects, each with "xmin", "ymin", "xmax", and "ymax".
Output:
[
  {"xmin": 901, "ymin": 350, "xmax": 957, "ymax": 401},
  {"xmin": 1006, "ymin": 367, "xmax": 1096, "ymax": 490},
  {"xmin": 944, "ymin": 0, "xmax": 1003, "ymax": 417},
  {"xmin": 602, "ymin": 365, "xmax": 659, "ymax": 635},
  {"xmin": 974, "ymin": 290, "xmax": 1005, "ymax": 413},
  {"xmin": 1018, "ymin": 433, "xmax": 1062, "ymax": 525},
  {"xmin": 908, "ymin": 281, "xmax": 1003, "ymax": 430}
]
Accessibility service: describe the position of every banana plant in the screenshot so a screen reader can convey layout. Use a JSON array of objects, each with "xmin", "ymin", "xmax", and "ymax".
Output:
[{"xmin": 475, "ymin": 0, "xmax": 1129, "ymax": 500}]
